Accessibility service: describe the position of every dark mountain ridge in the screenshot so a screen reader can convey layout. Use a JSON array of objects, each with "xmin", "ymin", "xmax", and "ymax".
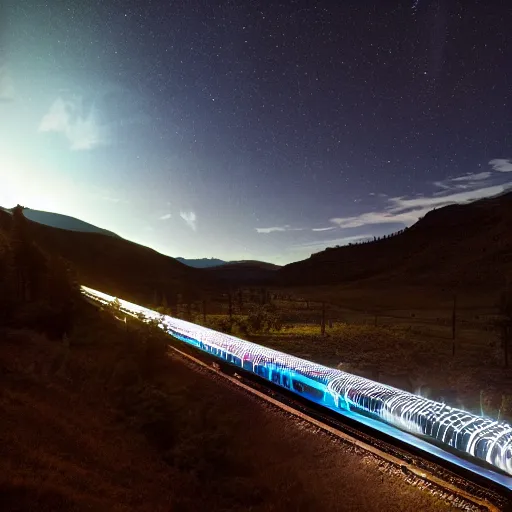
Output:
[
  {"xmin": 5, "ymin": 207, "xmax": 121, "ymax": 238},
  {"xmin": 278, "ymin": 192, "xmax": 512, "ymax": 291},
  {"xmin": 204, "ymin": 260, "xmax": 281, "ymax": 285},
  {"xmin": 0, "ymin": 207, "xmax": 211, "ymax": 305}
]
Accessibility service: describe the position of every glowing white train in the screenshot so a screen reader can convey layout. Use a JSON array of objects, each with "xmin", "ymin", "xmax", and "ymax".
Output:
[{"xmin": 82, "ymin": 286, "xmax": 512, "ymax": 483}]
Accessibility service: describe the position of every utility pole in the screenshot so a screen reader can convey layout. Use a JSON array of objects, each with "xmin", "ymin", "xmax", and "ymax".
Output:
[
  {"xmin": 452, "ymin": 293, "xmax": 457, "ymax": 357},
  {"xmin": 321, "ymin": 302, "xmax": 326, "ymax": 336}
]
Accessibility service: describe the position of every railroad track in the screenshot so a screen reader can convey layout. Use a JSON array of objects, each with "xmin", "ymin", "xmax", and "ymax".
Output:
[
  {"xmin": 166, "ymin": 338, "xmax": 510, "ymax": 512},
  {"xmin": 82, "ymin": 286, "xmax": 512, "ymax": 511}
]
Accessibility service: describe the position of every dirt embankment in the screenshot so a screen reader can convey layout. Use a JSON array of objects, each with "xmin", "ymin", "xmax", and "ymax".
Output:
[{"xmin": 0, "ymin": 304, "xmax": 458, "ymax": 511}]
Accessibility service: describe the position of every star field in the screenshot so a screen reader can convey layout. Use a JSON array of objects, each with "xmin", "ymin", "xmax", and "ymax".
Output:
[{"xmin": 1, "ymin": 1, "xmax": 511, "ymax": 263}]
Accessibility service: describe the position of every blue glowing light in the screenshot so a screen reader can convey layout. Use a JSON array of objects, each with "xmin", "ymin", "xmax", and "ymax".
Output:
[{"xmin": 81, "ymin": 286, "xmax": 512, "ymax": 488}]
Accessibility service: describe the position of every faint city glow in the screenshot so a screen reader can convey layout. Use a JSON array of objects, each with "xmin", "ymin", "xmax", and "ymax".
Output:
[{"xmin": 82, "ymin": 286, "xmax": 512, "ymax": 481}]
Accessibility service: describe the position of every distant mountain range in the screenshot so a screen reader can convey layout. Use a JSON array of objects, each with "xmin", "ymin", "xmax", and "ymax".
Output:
[
  {"xmin": 0, "ymin": 206, "xmax": 206, "ymax": 305},
  {"xmin": 175, "ymin": 257, "xmax": 227, "ymax": 268},
  {"xmin": 2, "ymin": 190, "xmax": 512, "ymax": 297},
  {"xmin": 1, "ymin": 206, "xmax": 279, "ymax": 277},
  {"xmin": 176, "ymin": 257, "xmax": 281, "ymax": 270}
]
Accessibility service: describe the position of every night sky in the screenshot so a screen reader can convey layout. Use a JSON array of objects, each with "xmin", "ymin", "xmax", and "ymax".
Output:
[{"xmin": 1, "ymin": 1, "xmax": 511, "ymax": 264}]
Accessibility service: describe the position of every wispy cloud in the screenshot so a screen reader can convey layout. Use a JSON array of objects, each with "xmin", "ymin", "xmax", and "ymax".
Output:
[
  {"xmin": 451, "ymin": 171, "xmax": 491, "ymax": 182},
  {"xmin": 90, "ymin": 187, "xmax": 125, "ymax": 204},
  {"xmin": 490, "ymin": 158, "xmax": 512, "ymax": 173},
  {"xmin": 256, "ymin": 225, "xmax": 303, "ymax": 234},
  {"xmin": 312, "ymin": 226, "xmax": 336, "ymax": 232},
  {"xmin": 39, "ymin": 96, "xmax": 110, "ymax": 150},
  {"xmin": 159, "ymin": 213, "xmax": 172, "ymax": 220},
  {"xmin": 180, "ymin": 211, "xmax": 197, "ymax": 231},
  {"xmin": 330, "ymin": 159, "xmax": 512, "ymax": 230},
  {"xmin": 330, "ymin": 184, "xmax": 511, "ymax": 229},
  {"xmin": 101, "ymin": 195, "xmax": 121, "ymax": 203},
  {"xmin": 433, "ymin": 171, "xmax": 493, "ymax": 193},
  {"xmin": 256, "ymin": 226, "xmax": 288, "ymax": 234}
]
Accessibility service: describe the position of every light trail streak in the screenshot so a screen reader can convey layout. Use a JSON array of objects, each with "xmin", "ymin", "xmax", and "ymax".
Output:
[{"xmin": 81, "ymin": 286, "xmax": 512, "ymax": 488}]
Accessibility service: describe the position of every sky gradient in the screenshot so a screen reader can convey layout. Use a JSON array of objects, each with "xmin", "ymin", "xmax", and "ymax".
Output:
[{"xmin": 1, "ymin": 1, "xmax": 511, "ymax": 264}]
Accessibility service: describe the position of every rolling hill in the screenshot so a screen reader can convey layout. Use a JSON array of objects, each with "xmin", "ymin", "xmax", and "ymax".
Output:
[
  {"xmin": 278, "ymin": 192, "xmax": 512, "ymax": 291},
  {"xmin": 0, "ymin": 207, "xmax": 212, "ymax": 305},
  {"xmin": 205, "ymin": 260, "xmax": 281, "ymax": 285},
  {"xmin": 21, "ymin": 208, "xmax": 120, "ymax": 237}
]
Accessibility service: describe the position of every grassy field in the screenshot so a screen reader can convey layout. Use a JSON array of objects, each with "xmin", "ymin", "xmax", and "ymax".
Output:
[{"xmin": 187, "ymin": 284, "xmax": 512, "ymax": 423}]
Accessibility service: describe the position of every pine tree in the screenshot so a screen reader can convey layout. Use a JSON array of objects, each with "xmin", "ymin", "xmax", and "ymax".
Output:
[
  {"xmin": 0, "ymin": 232, "xmax": 16, "ymax": 324},
  {"xmin": 42, "ymin": 256, "xmax": 78, "ymax": 339},
  {"xmin": 10, "ymin": 205, "xmax": 45, "ymax": 302}
]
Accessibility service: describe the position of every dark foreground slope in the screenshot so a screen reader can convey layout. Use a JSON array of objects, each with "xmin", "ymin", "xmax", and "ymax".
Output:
[
  {"xmin": 0, "ymin": 305, "xmax": 456, "ymax": 512},
  {"xmin": 0, "ymin": 208, "xmax": 210, "ymax": 304},
  {"xmin": 279, "ymin": 192, "xmax": 512, "ymax": 291}
]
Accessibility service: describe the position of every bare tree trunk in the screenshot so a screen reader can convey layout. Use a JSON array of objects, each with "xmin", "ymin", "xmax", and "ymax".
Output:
[{"xmin": 238, "ymin": 289, "xmax": 243, "ymax": 313}]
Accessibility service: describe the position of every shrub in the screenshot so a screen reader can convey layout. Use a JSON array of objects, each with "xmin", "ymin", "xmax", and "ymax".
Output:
[
  {"xmin": 10, "ymin": 301, "xmax": 73, "ymax": 340},
  {"xmin": 233, "ymin": 316, "xmax": 250, "ymax": 336},
  {"xmin": 247, "ymin": 304, "xmax": 282, "ymax": 333},
  {"xmin": 500, "ymin": 394, "xmax": 512, "ymax": 422},
  {"xmin": 201, "ymin": 315, "xmax": 233, "ymax": 334},
  {"xmin": 109, "ymin": 358, "xmax": 141, "ymax": 388}
]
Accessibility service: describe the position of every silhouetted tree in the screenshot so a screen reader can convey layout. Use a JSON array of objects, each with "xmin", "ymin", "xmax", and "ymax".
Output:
[
  {"xmin": 247, "ymin": 303, "xmax": 282, "ymax": 332},
  {"xmin": 0, "ymin": 232, "xmax": 16, "ymax": 324},
  {"xmin": 10, "ymin": 205, "xmax": 45, "ymax": 302}
]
